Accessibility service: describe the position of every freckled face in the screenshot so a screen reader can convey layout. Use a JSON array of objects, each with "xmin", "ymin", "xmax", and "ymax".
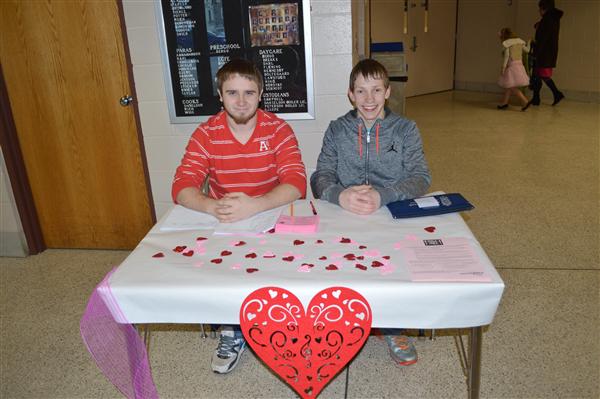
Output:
[
  {"xmin": 218, "ymin": 74, "xmax": 262, "ymax": 125},
  {"xmin": 348, "ymin": 74, "xmax": 390, "ymax": 126}
]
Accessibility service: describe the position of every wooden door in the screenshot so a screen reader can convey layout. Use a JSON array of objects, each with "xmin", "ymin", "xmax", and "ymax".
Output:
[
  {"xmin": 0, "ymin": 1, "xmax": 154, "ymax": 249},
  {"xmin": 371, "ymin": 0, "xmax": 457, "ymax": 97}
]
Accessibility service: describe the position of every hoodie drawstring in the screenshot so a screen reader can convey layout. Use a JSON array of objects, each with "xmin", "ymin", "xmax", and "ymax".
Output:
[
  {"xmin": 375, "ymin": 123, "xmax": 380, "ymax": 154},
  {"xmin": 358, "ymin": 123, "xmax": 381, "ymax": 158},
  {"xmin": 358, "ymin": 124, "xmax": 363, "ymax": 159}
]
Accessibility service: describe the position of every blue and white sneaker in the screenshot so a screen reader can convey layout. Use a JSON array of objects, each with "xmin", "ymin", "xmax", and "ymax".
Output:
[{"xmin": 211, "ymin": 326, "xmax": 246, "ymax": 374}]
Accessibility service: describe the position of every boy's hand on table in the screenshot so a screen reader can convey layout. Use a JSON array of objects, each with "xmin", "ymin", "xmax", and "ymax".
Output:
[
  {"xmin": 215, "ymin": 192, "xmax": 258, "ymax": 223},
  {"xmin": 339, "ymin": 185, "xmax": 381, "ymax": 215}
]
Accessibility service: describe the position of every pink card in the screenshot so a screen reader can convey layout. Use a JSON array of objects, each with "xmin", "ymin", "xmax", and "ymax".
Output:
[{"xmin": 274, "ymin": 215, "xmax": 319, "ymax": 234}]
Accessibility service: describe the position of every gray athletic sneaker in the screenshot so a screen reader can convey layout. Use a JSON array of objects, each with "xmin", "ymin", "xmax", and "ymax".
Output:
[
  {"xmin": 211, "ymin": 327, "xmax": 246, "ymax": 374},
  {"xmin": 385, "ymin": 334, "xmax": 417, "ymax": 366}
]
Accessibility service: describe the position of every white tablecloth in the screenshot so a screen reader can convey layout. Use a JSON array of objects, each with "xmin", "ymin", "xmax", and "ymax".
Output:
[{"xmin": 102, "ymin": 200, "xmax": 504, "ymax": 328}]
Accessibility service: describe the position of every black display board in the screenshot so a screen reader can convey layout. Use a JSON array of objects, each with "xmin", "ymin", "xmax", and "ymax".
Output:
[{"xmin": 156, "ymin": 0, "xmax": 314, "ymax": 123}]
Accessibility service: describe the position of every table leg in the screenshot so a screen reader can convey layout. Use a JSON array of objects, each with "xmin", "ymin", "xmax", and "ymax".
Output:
[
  {"xmin": 468, "ymin": 326, "xmax": 482, "ymax": 399},
  {"xmin": 135, "ymin": 324, "xmax": 152, "ymax": 354}
]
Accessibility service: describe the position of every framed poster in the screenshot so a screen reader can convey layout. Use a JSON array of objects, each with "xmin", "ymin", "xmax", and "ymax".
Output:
[{"xmin": 155, "ymin": 0, "xmax": 314, "ymax": 123}]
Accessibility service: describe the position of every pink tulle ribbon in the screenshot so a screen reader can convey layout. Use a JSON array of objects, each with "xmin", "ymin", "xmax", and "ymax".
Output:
[{"xmin": 80, "ymin": 268, "xmax": 159, "ymax": 398}]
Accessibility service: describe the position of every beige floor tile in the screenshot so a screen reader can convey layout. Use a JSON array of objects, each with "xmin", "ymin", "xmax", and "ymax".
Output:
[{"xmin": 1, "ymin": 91, "xmax": 598, "ymax": 398}]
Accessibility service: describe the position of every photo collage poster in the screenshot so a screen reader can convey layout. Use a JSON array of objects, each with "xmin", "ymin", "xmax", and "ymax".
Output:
[{"xmin": 159, "ymin": 0, "xmax": 312, "ymax": 122}]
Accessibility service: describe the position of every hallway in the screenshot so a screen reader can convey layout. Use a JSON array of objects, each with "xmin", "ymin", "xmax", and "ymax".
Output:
[{"xmin": 1, "ymin": 91, "xmax": 598, "ymax": 398}]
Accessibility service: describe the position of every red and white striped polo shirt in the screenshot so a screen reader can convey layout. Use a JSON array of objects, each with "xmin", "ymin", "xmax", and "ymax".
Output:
[{"xmin": 172, "ymin": 109, "xmax": 306, "ymax": 202}]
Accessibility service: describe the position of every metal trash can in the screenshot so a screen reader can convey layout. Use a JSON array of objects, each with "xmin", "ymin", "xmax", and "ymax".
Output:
[{"xmin": 371, "ymin": 42, "xmax": 407, "ymax": 116}]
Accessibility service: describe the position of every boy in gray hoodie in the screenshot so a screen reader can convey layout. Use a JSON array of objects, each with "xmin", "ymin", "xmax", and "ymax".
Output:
[{"xmin": 311, "ymin": 58, "xmax": 431, "ymax": 365}]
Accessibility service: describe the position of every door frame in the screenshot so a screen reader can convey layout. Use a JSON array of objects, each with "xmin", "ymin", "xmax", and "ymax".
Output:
[
  {"xmin": 0, "ymin": 63, "xmax": 45, "ymax": 254},
  {"xmin": 0, "ymin": 1, "xmax": 155, "ymax": 254}
]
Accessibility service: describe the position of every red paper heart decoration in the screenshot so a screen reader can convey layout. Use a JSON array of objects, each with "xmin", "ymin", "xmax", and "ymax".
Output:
[
  {"xmin": 240, "ymin": 287, "xmax": 372, "ymax": 399},
  {"xmin": 424, "ymin": 226, "xmax": 436, "ymax": 233}
]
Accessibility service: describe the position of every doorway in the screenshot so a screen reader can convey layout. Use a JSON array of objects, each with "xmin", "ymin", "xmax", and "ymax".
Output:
[
  {"xmin": 0, "ymin": 1, "xmax": 155, "ymax": 249},
  {"xmin": 368, "ymin": 0, "xmax": 457, "ymax": 97}
]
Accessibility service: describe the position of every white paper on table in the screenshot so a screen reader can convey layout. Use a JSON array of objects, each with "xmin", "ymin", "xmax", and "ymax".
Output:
[
  {"xmin": 213, "ymin": 206, "xmax": 283, "ymax": 235},
  {"xmin": 159, "ymin": 205, "xmax": 219, "ymax": 231},
  {"xmin": 400, "ymin": 237, "xmax": 491, "ymax": 282}
]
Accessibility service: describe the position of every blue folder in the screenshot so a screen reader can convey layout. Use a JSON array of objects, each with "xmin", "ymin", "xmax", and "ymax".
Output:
[{"xmin": 386, "ymin": 193, "xmax": 474, "ymax": 219}]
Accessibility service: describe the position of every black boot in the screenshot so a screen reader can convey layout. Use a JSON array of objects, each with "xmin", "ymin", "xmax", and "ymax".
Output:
[
  {"xmin": 529, "ymin": 75, "xmax": 541, "ymax": 105},
  {"xmin": 543, "ymin": 78, "xmax": 564, "ymax": 105}
]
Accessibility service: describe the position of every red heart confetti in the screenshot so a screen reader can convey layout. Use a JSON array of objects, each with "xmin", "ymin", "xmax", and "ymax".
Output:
[
  {"xmin": 173, "ymin": 245, "xmax": 186, "ymax": 253},
  {"xmin": 282, "ymin": 256, "xmax": 295, "ymax": 262},
  {"xmin": 371, "ymin": 260, "xmax": 384, "ymax": 268},
  {"xmin": 343, "ymin": 253, "xmax": 356, "ymax": 260},
  {"xmin": 340, "ymin": 237, "xmax": 351, "ymax": 243},
  {"xmin": 326, "ymin": 264, "xmax": 339, "ymax": 271},
  {"xmin": 182, "ymin": 250, "xmax": 194, "ymax": 257},
  {"xmin": 356, "ymin": 256, "xmax": 364, "ymax": 260},
  {"xmin": 196, "ymin": 237, "xmax": 207, "ymax": 241},
  {"xmin": 315, "ymin": 239, "xmax": 324, "ymax": 244},
  {"xmin": 293, "ymin": 239, "xmax": 305, "ymax": 246},
  {"xmin": 263, "ymin": 252, "xmax": 276, "ymax": 258},
  {"xmin": 318, "ymin": 256, "xmax": 327, "ymax": 260},
  {"xmin": 246, "ymin": 268, "xmax": 259, "ymax": 273},
  {"xmin": 267, "ymin": 228, "xmax": 276, "ymax": 234},
  {"xmin": 240, "ymin": 287, "xmax": 372, "ymax": 399},
  {"xmin": 211, "ymin": 258, "xmax": 223, "ymax": 264},
  {"xmin": 382, "ymin": 255, "xmax": 390, "ymax": 260},
  {"xmin": 152, "ymin": 252, "xmax": 164, "ymax": 258},
  {"xmin": 301, "ymin": 263, "xmax": 315, "ymax": 268},
  {"xmin": 221, "ymin": 250, "xmax": 232, "ymax": 256},
  {"xmin": 234, "ymin": 241, "xmax": 246, "ymax": 246},
  {"xmin": 355, "ymin": 263, "xmax": 367, "ymax": 271},
  {"xmin": 358, "ymin": 245, "xmax": 367, "ymax": 249},
  {"xmin": 424, "ymin": 226, "xmax": 436, "ymax": 233},
  {"xmin": 245, "ymin": 252, "xmax": 257, "ymax": 259}
]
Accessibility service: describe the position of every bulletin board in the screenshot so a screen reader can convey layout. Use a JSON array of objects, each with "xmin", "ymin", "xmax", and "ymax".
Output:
[{"xmin": 155, "ymin": 0, "xmax": 315, "ymax": 123}]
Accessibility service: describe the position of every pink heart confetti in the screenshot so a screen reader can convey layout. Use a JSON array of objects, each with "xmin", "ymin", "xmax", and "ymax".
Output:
[
  {"xmin": 379, "ymin": 263, "xmax": 396, "ymax": 275},
  {"xmin": 363, "ymin": 249, "xmax": 381, "ymax": 258},
  {"xmin": 231, "ymin": 263, "xmax": 242, "ymax": 270},
  {"xmin": 297, "ymin": 265, "xmax": 312, "ymax": 273}
]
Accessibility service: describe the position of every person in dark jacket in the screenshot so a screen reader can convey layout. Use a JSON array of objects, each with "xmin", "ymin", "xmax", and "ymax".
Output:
[{"xmin": 529, "ymin": 0, "xmax": 564, "ymax": 106}]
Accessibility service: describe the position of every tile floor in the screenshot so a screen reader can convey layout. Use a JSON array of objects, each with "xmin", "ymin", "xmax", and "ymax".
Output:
[{"xmin": 1, "ymin": 91, "xmax": 598, "ymax": 398}]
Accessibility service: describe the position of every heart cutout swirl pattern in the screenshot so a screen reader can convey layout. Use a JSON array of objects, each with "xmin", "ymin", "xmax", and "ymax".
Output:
[{"xmin": 240, "ymin": 287, "xmax": 372, "ymax": 399}]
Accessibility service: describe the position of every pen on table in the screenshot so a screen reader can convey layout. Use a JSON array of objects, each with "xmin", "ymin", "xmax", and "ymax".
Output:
[{"xmin": 309, "ymin": 200, "xmax": 318, "ymax": 215}]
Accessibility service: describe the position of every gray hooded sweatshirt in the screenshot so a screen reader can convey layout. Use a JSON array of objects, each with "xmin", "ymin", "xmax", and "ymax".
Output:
[{"xmin": 310, "ymin": 108, "xmax": 431, "ymax": 206}]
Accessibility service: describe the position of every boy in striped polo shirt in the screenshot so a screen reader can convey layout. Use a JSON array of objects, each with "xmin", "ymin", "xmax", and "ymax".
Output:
[{"xmin": 172, "ymin": 59, "xmax": 307, "ymax": 373}]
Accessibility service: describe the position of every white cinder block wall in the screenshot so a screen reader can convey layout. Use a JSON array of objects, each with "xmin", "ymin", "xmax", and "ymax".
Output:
[{"xmin": 122, "ymin": 0, "xmax": 354, "ymax": 219}]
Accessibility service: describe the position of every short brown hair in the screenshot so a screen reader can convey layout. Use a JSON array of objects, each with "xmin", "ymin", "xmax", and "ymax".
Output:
[
  {"xmin": 349, "ymin": 59, "xmax": 390, "ymax": 91},
  {"xmin": 499, "ymin": 27, "xmax": 517, "ymax": 41},
  {"xmin": 216, "ymin": 59, "xmax": 263, "ymax": 93}
]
